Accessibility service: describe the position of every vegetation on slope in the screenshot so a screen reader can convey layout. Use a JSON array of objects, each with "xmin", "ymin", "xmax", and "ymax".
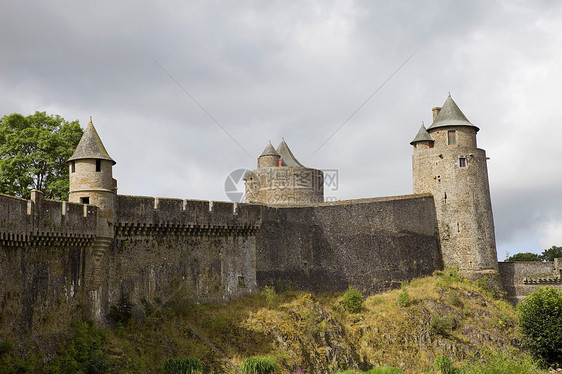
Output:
[{"xmin": 0, "ymin": 271, "xmax": 552, "ymax": 373}]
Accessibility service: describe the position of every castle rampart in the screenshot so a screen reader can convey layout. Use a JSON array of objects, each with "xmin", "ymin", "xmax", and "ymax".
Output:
[
  {"xmin": 498, "ymin": 260, "xmax": 562, "ymax": 304},
  {"xmin": 256, "ymin": 194, "xmax": 443, "ymax": 293}
]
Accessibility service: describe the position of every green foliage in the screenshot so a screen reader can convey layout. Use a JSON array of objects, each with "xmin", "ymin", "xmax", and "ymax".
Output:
[
  {"xmin": 540, "ymin": 245, "xmax": 562, "ymax": 261},
  {"xmin": 517, "ymin": 287, "xmax": 562, "ymax": 368},
  {"xmin": 433, "ymin": 355, "xmax": 460, "ymax": 374},
  {"xmin": 108, "ymin": 294, "xmax": 133, "ymax": 325},
  {"xmin": 462, "ymin": 349, "xmax": 545, "ymax": 374},
  {"xmin": 448, "ymin": 292, "xmax": 463, "ymax": 308},
  {"xmin": 430, "ymin": 314, "xmax": 452, "ymax": 336},
  {"xmin": 0, "ymin": 340, "xmax": 13, "ymax": 356},
  {"xmin": 241, "ymin": 356, "xmax": 279, "ymax": 374},
  {"xmin": 505, "ymin": 252, "xmax": 542, "ymax": 262},
  {"xmin": 334, "ymin": 367, "xmax": 402, "ymax": 374},
  {"xmin": 397, "ymin": 285, "xmax": 410, "ymax": 307},
  {"xmin": 435, "ymin": 268, "xmax": 461, "ymax": 287},
  {"xmin": 0, "ymin": 112, "xmax": 83, "ymax": 200},
  {"xmin": 342, "ymin": 286, "xmax": 363, "ymax": 313},
  {"xmin": 262, "ymin": 286, "xmax": 279, "ymax": 308},
  {"xmin": 48, "ymin": 319, "xmax": 110, "ymax": 374},
  {"xmin": 162, "ymin": 356, "xmax": 203, "ymax": 374},
  {"xmin": 505, "ymin": 246, "xmax": 562, "ymax": 262}
]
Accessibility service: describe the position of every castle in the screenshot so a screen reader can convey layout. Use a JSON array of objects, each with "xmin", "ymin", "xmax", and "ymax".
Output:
[{"xmin": 0, "ymin": 95, "xmax": 560, "ymax": 337}]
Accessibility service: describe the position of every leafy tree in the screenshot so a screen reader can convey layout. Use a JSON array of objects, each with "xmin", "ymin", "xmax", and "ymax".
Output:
[
  {"xmin": 0, "ymin": 112, "xmax": 83, "ymax": 200},
  {"xmin": 540, "ymin": 246, "xmax": 562, "ymax": 261},
  {"xmin": 505, "ymin": 252, "xmax": 542, "ymax": 262},
  {"xmin": 517, "ymin": 287, "xmax": 562, "ymax": 368}
]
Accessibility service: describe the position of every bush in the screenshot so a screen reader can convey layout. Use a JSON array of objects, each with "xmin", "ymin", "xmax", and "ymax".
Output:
[
  {"xmin": 397, "ymin": 285, "xmax": 410, "ymax": 307},
  {"xmin": 433, "ymin": 355, "xmax": 460, "ymax": 374},
  {"xmin": 162, "ymin": 356, "xmax": 203, "ymax": 374},
  {"xmin": 342, "ymin": 286, "xmax": 363, "ymax": 313},
  {"xmin": 108, "ymin": 294, "xmax": 133, "ymax": 324},
  {"xmin": 334, "ymin": 367, "xmax": 402, "ymax": 374},
  {"xmin": 517, "ymin": 287, "xmax": 562, "ymax": 368},
  {"xmin": 462, "ymin": 349, "xmax": 545, "ymax": 374},
  {"xmin": 241, "ymin": 356, "xmax": 279, "ymax": 374},
  {"xmin": 430, "ymin": 315, "xmax": 452, "ymax": 336}
]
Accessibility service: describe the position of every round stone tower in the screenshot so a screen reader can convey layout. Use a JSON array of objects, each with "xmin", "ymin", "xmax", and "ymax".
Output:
[
  {"xmin": 67, "ymin": 117, "xmax": 116, "ymax": 226},
  {"xmin": 411, "ymin": 95, "xmax": 498, "ymax": 274},
  {"xmin": 245, "ymin": 139, "xmax": 324, "ymax": 205}
]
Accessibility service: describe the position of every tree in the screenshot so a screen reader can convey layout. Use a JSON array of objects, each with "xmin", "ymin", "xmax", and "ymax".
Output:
[
  {"xmin": 540, "ymin": 246, "xmax": 562, "ymax": 262},
  {"xmin": 517, "ymin": 287, "xmax": 562, "ymax": 368},
  {"xmin": 505, "ymin": 252, "xmax": 542, "ymax": 262},
  {"xmin": 0, "ymin": 112, "xmax": 83, "ymax": 200}
]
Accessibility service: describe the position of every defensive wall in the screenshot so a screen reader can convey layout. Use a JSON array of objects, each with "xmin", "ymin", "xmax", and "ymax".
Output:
[
  {"xmin": 498, "ymin": 259, "xmax": 562, "ymax": 304},
  {"xmin": 1, "ymin": 189, "xmax": 559, "ymax": 338},
  {"xmin": 256, "ymin": 194, "xmax": 444, "ymax": 293}
]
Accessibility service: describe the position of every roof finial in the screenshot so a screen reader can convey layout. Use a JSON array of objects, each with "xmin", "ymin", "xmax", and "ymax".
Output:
[
  {"xmin": 448, "ymin": 91, "xmax": 451, "ymax": 97},
  {"xmin": 89, "ymin": 116, "xmax": 93, "ymax": 125},
  {"xmin": 422, "ymin": 121, "xmax": 425, "ymax": 126}
]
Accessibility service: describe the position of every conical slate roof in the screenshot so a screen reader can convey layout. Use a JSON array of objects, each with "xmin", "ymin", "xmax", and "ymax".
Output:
[
  {"xmin": 276, "ymin": 139, "xmax": 304, "ymax": 167},
  {"xmin": 427, "ymin": 94, "xmax": 479, "ymax": 132},
  {"xmin": 410, "ymin": 123, "xmax": 434, "ymax": 145},
  {"xmin": 68, "ymin": 118, "xmax": 116, "ymax": 164},
  {"xmin": 259, "ymin": 142, "xmax": 280, "ymax": 157}
]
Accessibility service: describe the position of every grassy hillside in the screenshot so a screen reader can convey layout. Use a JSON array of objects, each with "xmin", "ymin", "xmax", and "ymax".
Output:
[{"xmin": 0, "ymin": 270, "xmax": 548, "ymax": 373}]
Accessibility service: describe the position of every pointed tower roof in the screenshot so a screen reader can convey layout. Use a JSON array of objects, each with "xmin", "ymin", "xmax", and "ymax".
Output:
[
  {"xmin": 259, "ymin": 142, "xmax": 280, "ymax": 157},
  {"xmin": 410, "ymin": 122, "xmax": 434, "ymax": 145},
  {"xmin": 67, "ymin": 117, "xmax": 116, "ymax": 164},
  {"xmin": 427, "ymin": 94, "xmax": 479, "ymax": 132},
  {"xmin": 276, "ymin": 139, "xmax": 304, "ymax": 167}
]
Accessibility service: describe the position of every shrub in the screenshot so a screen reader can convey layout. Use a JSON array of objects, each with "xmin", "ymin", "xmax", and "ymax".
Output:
[
  {"xmin": 342, "ymin": 286, "xmax": 363, "ymax": 313},
  {"xmin": 334, "ymin": 367, "xmax": 402, "ymax": 374},
  {"xmin": 518, "ymin": 287, "xmax": 562, "ymax": 368},
  {"xmin": 0, "ymin": 340, "xmax": 13, "ymax": 356},
  {"xmin": 433, "ymin": 355, "xmax": 460, "ymax": 374},
  {"xmin": 462, "ymin": 349, "xmax": 545, "ymax": 374},
  {"xmin": 448, "ymin": 291, "xmax": 463, "ymax": 308},
  {"xmin": 262, "ymin": 286, "xmax": 278, "ymax": 308},
  {"xmin": 162, "ymin": 356, "xmax": 203, "ymax": 374},
  {"xmin": 397, "ymin": 286, "xmax": 410, "ymax": 307},
  {"xmin": 108, "ymin": 294, "xmax": 133, "ymax": 324},
  {"xmin": 430, "ymin": 314, "xmax": 452, "ymax": 336},
  {"xmin": 241, "ymin": 356, "xmax": 279, "ymax": 374}
]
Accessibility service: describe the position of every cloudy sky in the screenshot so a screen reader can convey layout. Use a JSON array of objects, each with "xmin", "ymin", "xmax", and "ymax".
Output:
[{"xmin": 1, "ymin": 0, "xmax": 562, "ymax": 260}]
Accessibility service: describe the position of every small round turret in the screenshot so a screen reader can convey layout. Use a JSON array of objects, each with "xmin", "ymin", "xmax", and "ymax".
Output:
[
  {"xmin": 257, "ymin": 142, "xmax": 281, "ymax": 168},
  {"xmin": 67, "ymin": 117, "xmax": 116, "ymax": 222}
]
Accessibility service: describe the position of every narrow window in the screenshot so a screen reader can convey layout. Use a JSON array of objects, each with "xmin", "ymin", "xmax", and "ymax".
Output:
[
  {"xmin": 71, "ymin": 161, "xmax": 75, "ymax": 173},
  {"xmin": 429, "ymin": 141, "xmax": 434, "ymax": 148},
  {"xmin": 238, "ymin": 276, "xmax": 245, "ymax": 287},
  {"xmin": 95, "ymin": 159, "xmax": 101, "ymax": 172},
  {"xmin": 448, "ymin": 130, "xmax": 456, "ymax": 145},
  {"xmin": 80, "ymin": 197, "xmax": 90, "ymax": 204},
  {"xmin": 459, "ymin": 157, "xmax": 467, "ymax": 168}
]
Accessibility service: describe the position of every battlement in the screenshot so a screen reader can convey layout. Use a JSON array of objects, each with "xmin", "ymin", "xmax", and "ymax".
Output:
[
  {"xmin": 115, "ymin": 195, "xmax": 262, "ymax": 236},
  {"xmin": 0, "ymin": 191, "xmax": 98, "ymax": 247}
]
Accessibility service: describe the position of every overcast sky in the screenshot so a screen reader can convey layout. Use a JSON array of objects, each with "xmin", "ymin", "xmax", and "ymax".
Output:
[{"xmin": 1, "ymin": 0, "xmax": 561, "ymax": 260}]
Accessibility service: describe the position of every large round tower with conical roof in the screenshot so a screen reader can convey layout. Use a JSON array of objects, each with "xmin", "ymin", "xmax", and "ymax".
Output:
[
  {"xmin": 411, "ymin": 95, "xmax": 498, "ymax": 274},
  {"xmin": 245, "ymin": 139, "xmax": 324, "ymax": 205},
  {"xmin": 67, "ymin": 117, "xmax": 116, "ymax": 227}
]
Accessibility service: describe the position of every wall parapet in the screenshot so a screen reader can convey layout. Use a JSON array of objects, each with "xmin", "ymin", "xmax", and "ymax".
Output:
[
  {"xmin": 0, "ymin": 191, "xmax": 99, "ymax": 246},
  {"xmin": 115, "ymin": 195, "xmax": 262, "ymax": 236}
]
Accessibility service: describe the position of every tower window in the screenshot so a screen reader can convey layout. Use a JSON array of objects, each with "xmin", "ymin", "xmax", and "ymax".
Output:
[
  {"xmin": 448, "ymin": 130, "xmax": 456, "ymax": 145},
  {"xmin": 96, "ymin": 159, "xmax": 101, "ymax": 172},
  {"xmin": 459, "ymin": 157, "xmax": 467, "ymax": 168},
  {"xmin": 429, "ymin": 141, "xmax": 434, "ymax": 148},
  {"xmin": 71, "ymin": 161, "xmax": 75, "ymax": 173},
  {"xmin": 80, "ymin": 197, "xmax": 90, "ymax": 204}
]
